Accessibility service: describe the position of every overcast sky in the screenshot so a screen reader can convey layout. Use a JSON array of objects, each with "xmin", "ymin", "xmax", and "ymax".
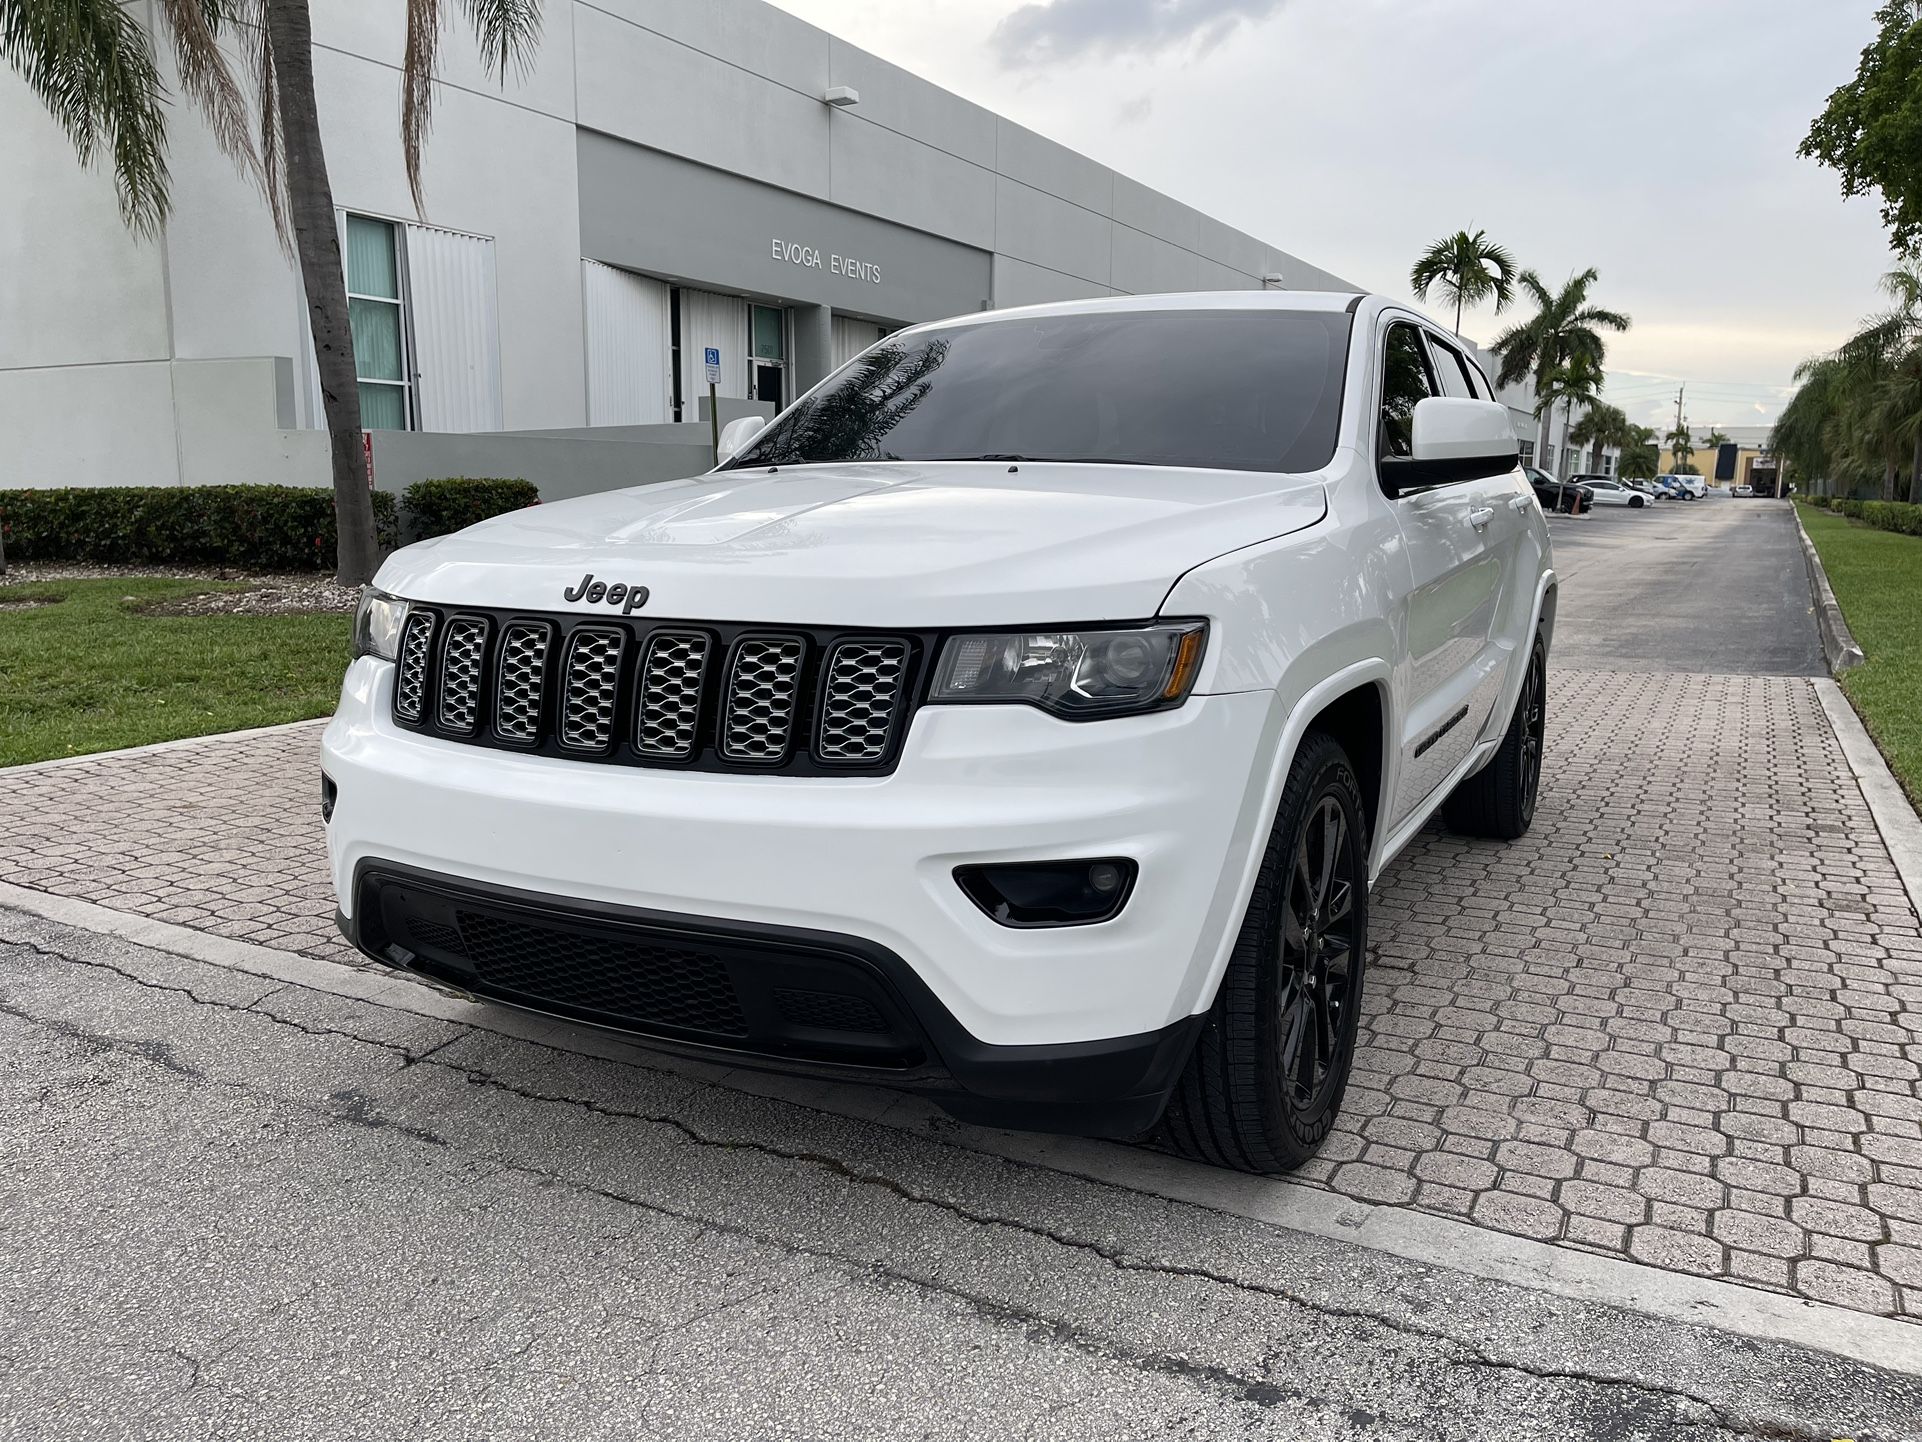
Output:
[{"xmin": 769, "ymin": 0, "xmax": 1897, "ymax": 431}]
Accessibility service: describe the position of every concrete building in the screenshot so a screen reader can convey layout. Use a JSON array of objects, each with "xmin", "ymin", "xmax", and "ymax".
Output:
[
  {"xmin": 1658, "ymin": 425, "xmax": 1779, "ymax": 491},
  {"xmin": 0, "ymin": 0, "xmax": 1355, "ymax": 496}
]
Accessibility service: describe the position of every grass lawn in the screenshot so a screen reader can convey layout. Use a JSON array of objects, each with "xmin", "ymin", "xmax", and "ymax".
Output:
[
  {"xmin": 0, "ymin": 577, "xmax": 351, "ymax": 768},
  {"xmin": 1798, "ymin": 504, "xmax": 1922, "ymax": 805}
]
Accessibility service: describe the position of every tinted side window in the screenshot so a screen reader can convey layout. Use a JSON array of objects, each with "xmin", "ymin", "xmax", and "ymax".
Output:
[
  {"xmin": 1379, "ymin": 324, "xmax": 1436, "ymax": 459},
  {"xmin": 1425, "ymin": 335, "xmax": 1474, "ymax": 398}
]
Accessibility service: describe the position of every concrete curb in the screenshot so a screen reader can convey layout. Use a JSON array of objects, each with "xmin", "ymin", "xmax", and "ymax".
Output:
[
  {"xmin": 0, "ymin": 717, "xmax": 328, "ymax": 775},
  {"xmin": 1816, "ymin": 678, "xmax": 1922, "ymax": 923},
  {"xmin": 4, "ymin": 877, "xmax": 1921, "ymax": 1375},
  {"xmin": 1795, "ymin": 506, "xmax": 1867, "ymax": 674}
]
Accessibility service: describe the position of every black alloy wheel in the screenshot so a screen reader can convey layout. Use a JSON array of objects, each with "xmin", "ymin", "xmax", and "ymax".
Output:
[
  {"xmin": 1277, "ymin": 795, "xmax": 1361, "ymax": 1115},
  {"xmin": 1441, "ymin": 632, "xmax": 1549, "ymax": 841},
  {"xmin": 1163, "ymin": 731, "xmax": 1370, "ymax": 1173}
]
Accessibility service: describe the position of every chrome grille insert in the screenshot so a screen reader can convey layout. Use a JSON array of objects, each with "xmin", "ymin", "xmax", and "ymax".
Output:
[
  {"xmin": 436, "ymin": 616, "xmax": 489, "ymax": 734},
  {"xmin": 558, "ymin": 627, "xmax": 625, "ymax": 750},
  {"xmin": 721, "ymin": 637, "xmax": 806, "ymax": 763},
  {"xmin": 635, "ymin": 631, "xmax": 711, "ymax": 759},
  {"xmin": 394, "ymin": 611, "xmax": 435, "ymax": 722},
  {"xmin": 816, "ymin": 640, "xmax": 909, "ymax": 763},
  {"xmin": 494, "ymin": 621, "xmax": 551, "ymax": 742}
]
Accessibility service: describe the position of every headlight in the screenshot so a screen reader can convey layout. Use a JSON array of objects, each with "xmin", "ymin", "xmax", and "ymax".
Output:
[
  {"xmin": 353, "ymin": 588, "xmax": 410, "ymax": 661},
  {"xmin": 929, "ymin": 621, "xmax": 1207, "ymax": 719}
]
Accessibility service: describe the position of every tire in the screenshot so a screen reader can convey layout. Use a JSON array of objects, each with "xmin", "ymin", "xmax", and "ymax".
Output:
[
  {"xmin": 1630, "ymin": 496, "xmax": 1645, "ymax": 508},
  {"xmin": 1162, "ymin": 731, "xmax": 1369, "ymax": 1174},
  {"xmin": 1442, "ymin": 633, "xmax": 1547, "ymax": 840}
]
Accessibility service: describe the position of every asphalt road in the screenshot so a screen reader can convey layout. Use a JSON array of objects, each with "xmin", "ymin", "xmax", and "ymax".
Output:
[
  {"xmin": 1545, "ymin": 495, "xmax": 1826, "ymax": 676},
  {"xmin": 3, "ymin": 913, "xmax": 1916, "ymax": 1442}
]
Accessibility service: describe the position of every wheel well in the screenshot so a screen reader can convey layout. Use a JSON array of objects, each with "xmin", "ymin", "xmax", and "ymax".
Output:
[
  {"xmin": 1539, "ymin": 583, "xmax": 1558, "ymax": 651},
  {"xmin": 1306, "ymin": 683, "xmax": 1385, "ymax": 845}
]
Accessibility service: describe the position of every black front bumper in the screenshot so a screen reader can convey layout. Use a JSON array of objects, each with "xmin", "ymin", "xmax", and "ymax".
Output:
[{"xmin": 339, "ymin": 861, "xmax": 1203, "ymax": 1137}]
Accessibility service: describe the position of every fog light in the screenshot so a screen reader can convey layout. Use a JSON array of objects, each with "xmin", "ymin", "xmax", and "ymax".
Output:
[
  {"xmin": 320, "ymin": 771, "xmax": 337, "ymax": 824},
  {"xmin": 954, "ymin": 858, "xmax": 1138, "ymax": 929}
]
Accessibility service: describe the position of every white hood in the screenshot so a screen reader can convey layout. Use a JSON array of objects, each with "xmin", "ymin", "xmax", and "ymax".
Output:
[{"xmin": 374, "ymin": 461, "xmax": 1328, "ymax": 627}]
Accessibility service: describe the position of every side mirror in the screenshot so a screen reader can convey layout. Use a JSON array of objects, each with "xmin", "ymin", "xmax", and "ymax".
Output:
[
  {"xmin": 715, "ymin": 415, "xmax": 767, "ymax": 465},
  {"xmin": 1382, "ymin": 397, "xmax": 1518, "ymax": 495}
]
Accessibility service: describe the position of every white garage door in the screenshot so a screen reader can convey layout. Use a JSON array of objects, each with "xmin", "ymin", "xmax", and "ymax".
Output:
[
  {"xmin": 582, "ymin": 261, "xmax": 673, "ymax": 426},
  {"xmin": 676, "ymin": 288, "xmax": 749, "ymax": 420},
  {"xmin": 405, "ymin": 224, "xmax": 502, "ymax": 432},
  {"xmin": 832, "ymin": 316, "xmax": 886, "ymax": 369}
]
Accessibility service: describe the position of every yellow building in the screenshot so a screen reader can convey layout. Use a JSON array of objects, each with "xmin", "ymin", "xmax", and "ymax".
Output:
[{"xmin": 1656, "ymin": 425, "xmax": 1781, "ymax": 493}]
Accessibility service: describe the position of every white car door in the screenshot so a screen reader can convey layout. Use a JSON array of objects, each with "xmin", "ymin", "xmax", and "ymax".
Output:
[{"xmin": 1381, "ymin": 322, "xmax": 1521, "ymax": 828}]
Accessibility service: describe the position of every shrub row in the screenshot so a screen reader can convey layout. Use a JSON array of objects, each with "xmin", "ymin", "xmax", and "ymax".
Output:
[
  {"xmin": 0, "ymin": 477, "xmax": 538, "ymax": 571},
  {"xmin": 401, "ymin": 477, "xmax": 540, "ymax": 541},
  {"xmin": 1804, "ymin": 495, "xmax": 1922, "ymax": 537}
]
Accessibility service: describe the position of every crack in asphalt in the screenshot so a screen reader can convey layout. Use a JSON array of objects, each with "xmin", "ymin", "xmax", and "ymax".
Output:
[{"xmin": 0, "ymin": 926, "xmax": 1884, "ymax": 1441}]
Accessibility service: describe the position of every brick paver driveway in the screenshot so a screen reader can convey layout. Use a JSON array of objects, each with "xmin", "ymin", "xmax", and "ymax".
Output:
[{"xmin": 3, "ymin": 500, "xmax": 1919, "ymax": 1318}]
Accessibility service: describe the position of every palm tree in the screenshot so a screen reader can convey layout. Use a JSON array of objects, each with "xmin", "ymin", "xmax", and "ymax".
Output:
[
  {"xmin": 1490, "ymin": 269, "xmax": 1631, "ymax": 485},
  {"xmin": 1617, "ymin": 423, "xmax": 1659, "ymax": 480},
  {"xmin": 1569, "ymin": 401, "xmax": 1631, "ymax": 475},
  {"xmin": 1534, "ymin": 355, "xmax": 1602, "ymax": 506},
  {"xmin": 1409, "ymin": 229, "xmax": 1519, "ymax": 335},
  {"xmin": 5, "ymin": 0, "xmax": 544, "ymax": 585},
  {"xmin": 1665, "ymin": 423, "xmax": 1695, "ymax": 475}
]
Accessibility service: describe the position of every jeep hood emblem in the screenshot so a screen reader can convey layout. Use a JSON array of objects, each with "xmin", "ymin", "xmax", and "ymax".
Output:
[{"xmin": 563, "ymin": 573, "xmax": 650, "ymax": 614}]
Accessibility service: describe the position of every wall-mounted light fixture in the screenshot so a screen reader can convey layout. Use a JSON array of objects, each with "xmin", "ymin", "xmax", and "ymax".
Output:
[
  {"xmin": 825, "ymin": 86, "xmax": 860, "ymax": 108},
  {"xmin": 1261, "ymin": 273, "xmax": 1287, "ymax": 289}
]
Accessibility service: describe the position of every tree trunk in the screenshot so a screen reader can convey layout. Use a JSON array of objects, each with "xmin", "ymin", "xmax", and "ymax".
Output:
[
  {"xmin": 1884, "ymin": 458, "xmax": 1899, "ymax": 502},
  {"xmin": 265, "ymin": 0, "xmax": 380, "ymax": 587},
  {"xmin": 1453, "ymin": 289, "xmax": 1464, "ymax": 336},
  {"xmin": 1912, "ymin": 432, "xmax": 1922, "ymax": 504},
  {"xmin": 1590, "ymin": 437, "xmax": 1603, "ymax": 473},
  {"xmin": 1537, "ymin": 393, "xmax": 1554, "ymax": 476}
]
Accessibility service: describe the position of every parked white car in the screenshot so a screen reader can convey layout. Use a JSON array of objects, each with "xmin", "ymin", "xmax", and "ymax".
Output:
[
  {"xmin": 324, "ymin": 292, "xmax": 1557, "ymax": 1174},
  {"xmin": 1578, "ymin": 477, "xmax": 1650, "ymax": 508}
]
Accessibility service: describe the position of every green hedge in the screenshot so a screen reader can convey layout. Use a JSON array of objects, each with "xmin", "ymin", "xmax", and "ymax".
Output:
[
  {"xmin": 0, "ymin": 475, "xmax": 542, "ymax": 571},
  {"xmin": 1804, "ymin": 496, "xmax": 1922, "ymax": 536},
  {"xmin": 0, "ymin": 485, "xmax": 399, "ymax": 571},
  {"xmin": 402, "ymin": 476, "xmax": 540, "ymax": 539}
]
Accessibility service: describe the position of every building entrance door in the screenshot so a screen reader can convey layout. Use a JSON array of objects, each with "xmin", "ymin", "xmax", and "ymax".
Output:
[{"xmin": 749, "ymin": 304, "xmax": 787, "ymax": 410}]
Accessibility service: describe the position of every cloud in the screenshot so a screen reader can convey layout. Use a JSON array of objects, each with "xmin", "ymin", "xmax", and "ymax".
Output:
[
  {"xmin": 992, "ymin": 0, "xmax": 1286, "ymax": 67},
  {"xmin": 1116, "ymin": 94, "xmax": 1154, "ymax": 124}
]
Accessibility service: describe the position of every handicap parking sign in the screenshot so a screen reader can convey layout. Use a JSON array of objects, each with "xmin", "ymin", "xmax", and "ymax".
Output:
[{"xmin": 704, "ymin": 347, "xmax": 721, "ymax": 385}]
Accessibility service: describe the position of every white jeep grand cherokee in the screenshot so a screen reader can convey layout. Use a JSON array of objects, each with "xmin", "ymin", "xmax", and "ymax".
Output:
[{"xmin": 325, "ymin": 291, "xmax": 1555, "ymax": 1174}]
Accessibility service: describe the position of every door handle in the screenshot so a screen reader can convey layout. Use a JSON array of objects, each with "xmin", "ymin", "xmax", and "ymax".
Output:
[
  {"xmin": 1508, "ymin": 495, "xmax": 1533, "ymax": 512},
  {"xmin": 1468, "ymin": 507, "xmax": 1495, "ymax": 531}
]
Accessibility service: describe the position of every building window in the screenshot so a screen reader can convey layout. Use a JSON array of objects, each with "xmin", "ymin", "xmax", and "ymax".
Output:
[
  {"xmin": 346, "ymin": 215, "xmax": 412, "ymax": 430},
  {"xmin": 1517, "ymin": 438, "xmax": 1535, "ymax": 466}
]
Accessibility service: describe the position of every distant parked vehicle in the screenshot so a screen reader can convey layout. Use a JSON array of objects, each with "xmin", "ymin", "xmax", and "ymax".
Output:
[
  {"xmin": 1578, "ymin": 477, "xmax": 1648, "ymax": 508},
  {"xmin": 1523, "ymin": 466, "xmax": 1591, "ymax": 513},
  {"xmin": 1621, "ymin": 478, "xmax": 1661, "ymax": 499},
  {"xmin": 1656, "ymin": 473, "xmax": 1705, "ymax": 499},
  {"xmin": 1732, "ymin": 484, "xmax": 1755, "ymax": 497}
]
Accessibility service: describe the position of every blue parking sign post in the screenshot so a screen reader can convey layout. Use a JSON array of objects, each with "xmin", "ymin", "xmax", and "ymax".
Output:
[{"xmin": 705, "ymin": 347, "xmax": 722, "ymax": 464}]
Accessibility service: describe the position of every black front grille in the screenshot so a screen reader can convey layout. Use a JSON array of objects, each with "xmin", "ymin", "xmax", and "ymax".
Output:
[
  {"xmin": 456, "ymin": 909, "xmax": 749, "ymax": 1036},
  {"xmin": 360, "ymin": 868, "xmax": 929, "ymax": 1067},
  {"xmin": 390, "ymin": 606, "xmax": 931, "ymax": 776}
]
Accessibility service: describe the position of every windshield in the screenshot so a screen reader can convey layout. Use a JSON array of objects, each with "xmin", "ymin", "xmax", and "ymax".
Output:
[{"xmin": 725, "ymin": 308, "xmax": 1352, "ymax": 475}]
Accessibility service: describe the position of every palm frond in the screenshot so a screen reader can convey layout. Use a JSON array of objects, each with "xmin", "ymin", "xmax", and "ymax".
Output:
[
  {"xmin": 464, "ymin": 0, "xmax": 541, "ymax": 79},
  {"xmin": 230, "ymin": 0, "xmax": 289, "ymax": 248},
  {"xmin": 402, "ymin": 0, "xmax": 444, "ymax": 215},
  {"xmin": 153, "ymin": 0, "xmax": 257, "ymax": 186},
  {"xmin": 1, "ymin": 0, "xmax": 172, "ymax": 234}
]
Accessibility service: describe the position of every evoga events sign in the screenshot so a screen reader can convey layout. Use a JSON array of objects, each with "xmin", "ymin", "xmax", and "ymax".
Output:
[{"xmin": 770, "ymin": 238, "xmax": 882, "ymax": 285}]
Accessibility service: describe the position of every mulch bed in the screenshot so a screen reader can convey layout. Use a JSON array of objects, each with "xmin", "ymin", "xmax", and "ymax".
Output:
[{"xmin": 2, "ymin": 564, "xmax": 360, "ymax": 616}]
